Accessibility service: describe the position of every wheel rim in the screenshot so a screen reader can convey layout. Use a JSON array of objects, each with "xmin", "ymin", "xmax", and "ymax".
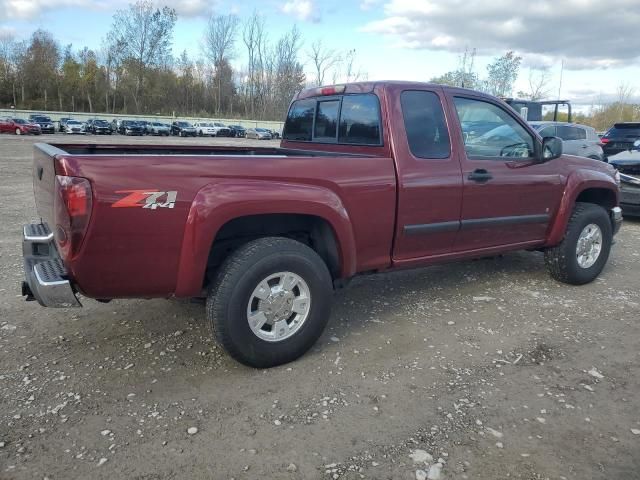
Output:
[
  {"xmin": 246, "ymin": 271, "xmax": 311, "ymax": 342},
  {"xmin": 15, "ymin": 128, "xmax": 21, "ymax": 135},
  {"xmin": 576, "ymin": 223, "xmax": 603, "ymax": 269}
]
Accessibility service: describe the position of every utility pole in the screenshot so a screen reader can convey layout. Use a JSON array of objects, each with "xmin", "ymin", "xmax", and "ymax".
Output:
[{"xmin": 557, "ymin": 60, "xmax": 564, "ymax": 100}]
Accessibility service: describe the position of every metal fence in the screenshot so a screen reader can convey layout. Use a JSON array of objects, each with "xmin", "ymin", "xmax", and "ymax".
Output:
[{"xmin": 0, "ymin": 108, "xmax": 285, "ymax": 131}]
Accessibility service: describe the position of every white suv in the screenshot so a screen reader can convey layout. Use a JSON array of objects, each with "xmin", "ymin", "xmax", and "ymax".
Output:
[{"xmin": 193, "ymin": 122, "xmax": 217, "ymax": 137}]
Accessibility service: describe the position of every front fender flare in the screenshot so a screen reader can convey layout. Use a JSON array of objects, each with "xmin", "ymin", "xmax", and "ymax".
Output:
[
  {"xmin": 545, "ymin": 171, "xmax": 619, "ymax": 246},
  {"xmin": 174, "ymin": 179, "xmax": 357, "ymax": 297}
]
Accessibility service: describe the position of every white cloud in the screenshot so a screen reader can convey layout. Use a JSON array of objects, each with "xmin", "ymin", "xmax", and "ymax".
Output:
[
  {"xmin": 281, "ymin": 0, "xmax": 319, "ymax": 22},
  {"xmin": 362, "ymin": 0, "xmax": 640, "ymax": 69},
  {"xmin": 0, "ymin": 0, "xmax": 215, "ymax": 22}
]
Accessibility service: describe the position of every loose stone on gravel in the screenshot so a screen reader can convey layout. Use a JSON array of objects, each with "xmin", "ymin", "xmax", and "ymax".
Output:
[{"xmin": 187, "ymin": 427, "xmax": 198, "ymax": 435}]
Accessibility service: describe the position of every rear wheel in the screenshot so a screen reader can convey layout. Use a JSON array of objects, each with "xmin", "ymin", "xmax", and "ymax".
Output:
[
  {"xmin": 206, "ymin": 237, "xmax": 333, "ymax": 368},
  {"xmin": 544, "ymin": 202, "xmax": 612, "ymax": 285}
]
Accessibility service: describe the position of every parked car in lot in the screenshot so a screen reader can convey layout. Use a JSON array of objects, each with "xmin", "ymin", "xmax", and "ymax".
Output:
[
  {"xmin": 246, "ymin": 127, "xmax": 272, "ymax": 140},
  {"xmin": 86, "ymin": 119, "xmax": 113, "ymax": 135},
  {"xmin": 28, "ymin": 114, "xmax": 55, "ymax": 134},
  {"xmin": 609, "ymin": 140, "xmax": 640, "ymax": 216},
  {"xmin": 193, "ymin": 122, "xmax": 218, "ymax": 137},
  {"xmin": 0, "ymin": 117, "xmax": 41, "ymax": 135},
  {"xmin": 21, "ymin": 81, "xmax": 622, "ymax": 369},
  {"xmin": 58, "ymin": 118, "xmax": 73, "ymax": 133},
  {"xmin": 171, "ymin": 121, "xmax": 197, "ymax": 137},
  {"xmin": 136, "ymin": 120, "xmax": 151, "ymax": 134},
  {"xmin": 601, "ymin": 122, "xmax": 640, "ymax": 159},
  {"xmin": 267, "ymin": 129, "xmax": 281, "ymax": 139},
  {"xmin": 148, "ymin": 122, "xmax": 170, "ymax": 136},
  {"xmin": 211, "ymin": 122, "xmax": 231, "ymax": 137},
  {"xmin": 530, "ymin": 122, "xmax": 604, "ymax": 161},
  {"xmin": 228, "ymin": 125, "xmax": 246, "ymax": 138},
  {"xmin": 118, "ymin": 120, "xmax": 144, "ymax": 136},
  {"xmin": 64, "ymin": 120, "xmax": 86, "ymax": 134}
]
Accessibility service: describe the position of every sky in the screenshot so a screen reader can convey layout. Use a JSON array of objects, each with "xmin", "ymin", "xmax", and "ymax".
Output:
[{"xmin": 1, "ymin": 0, "xmax": 640, "ymax": 111}]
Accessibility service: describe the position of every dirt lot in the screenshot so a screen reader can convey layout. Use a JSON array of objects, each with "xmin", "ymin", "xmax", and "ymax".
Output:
[{"xmin": 1, "ymin": 133, "xmax": 639, "ymax": 480}]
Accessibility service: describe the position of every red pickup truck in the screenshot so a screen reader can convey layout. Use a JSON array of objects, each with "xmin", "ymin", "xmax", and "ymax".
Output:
[{"xmin": 22, "ymin": 82, "xmax": 622, "ymax": 367}]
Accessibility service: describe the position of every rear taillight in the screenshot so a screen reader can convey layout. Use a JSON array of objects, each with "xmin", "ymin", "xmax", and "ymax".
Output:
[
  {"xmin": 313, "ymin": 85, "xmax": 346, "ymax": 96},
  {"xmin": 600, "ymin": 138, "xmax": 610, "ymax": 144},
  {"xmin": 54, "ymin": 175, "xmax": 92, "ymax": 260}
]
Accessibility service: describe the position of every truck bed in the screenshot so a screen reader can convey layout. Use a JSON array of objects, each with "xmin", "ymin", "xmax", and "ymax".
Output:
[{"xmin": 33, "ymin": 142, "xmax": 397, "ymax": 298}]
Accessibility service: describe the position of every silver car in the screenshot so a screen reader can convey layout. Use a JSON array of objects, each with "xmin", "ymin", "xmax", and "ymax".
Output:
[
  {"xmin": 530, "ymin": 121, "xmax": 604, "ymax": 161},
  {"xmin": 246, "ymin": 128, "xmax": 272, "ymax": 140}
]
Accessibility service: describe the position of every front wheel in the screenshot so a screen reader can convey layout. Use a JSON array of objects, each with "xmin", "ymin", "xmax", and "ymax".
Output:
[
  {"xmin": 206, "ymin": 237, "xmax": 333, "ymax": 368},
  {"xmin": 15, "ymin": 128, "xmax": 21, "ymax": 135},
  {"xmin": 544, "ymin": 202, "xmax": 613, "ymax": 285}
]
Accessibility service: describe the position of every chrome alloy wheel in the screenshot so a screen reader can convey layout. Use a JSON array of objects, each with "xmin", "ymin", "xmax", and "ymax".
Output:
[
  {"xmin": 576, "ymin": 223, "xmax": 603, "ymax": 269},
  {"xmin": 246, "ymin": 272, "xmax": 311, "ymax": 342}
]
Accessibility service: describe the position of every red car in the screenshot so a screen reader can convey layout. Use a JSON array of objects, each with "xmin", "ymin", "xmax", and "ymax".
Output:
[
  {"xmin": 0, "ymin": 117, "xmax": 41, "ymax": 135},
  {"xmin": 22, "ymin": 81, "xmax": 622, "ymax": 368}
]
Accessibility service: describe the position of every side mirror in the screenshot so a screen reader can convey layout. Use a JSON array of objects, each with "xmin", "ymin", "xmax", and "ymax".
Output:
[{"xmin": 541, "ymin": 136, "xmax": 563, "ymax": 161}]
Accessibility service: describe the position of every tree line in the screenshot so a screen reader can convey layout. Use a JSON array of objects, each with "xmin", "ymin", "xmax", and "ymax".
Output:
[{"xmin": 0, "ymin": 1, "xmax": 365, "ymax": 121}]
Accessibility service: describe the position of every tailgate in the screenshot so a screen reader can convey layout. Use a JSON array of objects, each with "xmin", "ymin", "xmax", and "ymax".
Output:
[{"xmin": 32, "ymin": 143, "xmax": 64, "ymax": 228}]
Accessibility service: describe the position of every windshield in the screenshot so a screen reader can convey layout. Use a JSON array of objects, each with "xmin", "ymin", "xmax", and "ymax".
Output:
[
  {"xmin": 13, "ymin": 118, "xmax": 27, "ymax": 124},
  {"xmin": 33, "ymin": 116, "xmax": 51, "ymax": 122},
  {"xmin": 95, "ymin": 120, "xmax": 109, "ymax": 125},
  {"xmin": 177, "ymin": 122, "xmax": 191, "ymax": 127},
  {"xmin": 67, "ymin": 121, "xmax": 82, "ymax": 125}
]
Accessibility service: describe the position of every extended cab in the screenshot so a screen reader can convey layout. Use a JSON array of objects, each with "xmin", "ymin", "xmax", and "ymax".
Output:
[{"xmin": 22, "ymin": 82, "xmax": 622, "ymax": 367}]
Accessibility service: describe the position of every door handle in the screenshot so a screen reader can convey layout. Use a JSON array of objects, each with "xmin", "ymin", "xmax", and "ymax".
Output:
[{"xmin": 468, "ymin": 169, "xmax": 493, "ymax": 183}]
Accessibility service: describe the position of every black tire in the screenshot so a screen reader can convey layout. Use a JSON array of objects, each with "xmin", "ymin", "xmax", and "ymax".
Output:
[
  {"xmin": 206, "ymin": 237, "xmax": 333, "ymax": 368},
  {"xmin": 544, "ymin": 202, "xmax": 612, "ymax": 285}
]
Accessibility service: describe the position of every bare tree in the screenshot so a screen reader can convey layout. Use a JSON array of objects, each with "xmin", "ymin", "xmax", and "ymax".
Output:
[
  {"xmin": 527, "ymin": 67, "xmax": 551, "ymax": 101},
  {"xmin": 243, "ymin": 12, "xmax": 263, "ymax": 118},
  {"xmin": 203, "ymin": 14, "xmax": 239, "ymax": 114},
  {"xmin": 307, "ymin": 39, "xmax": 340, "ymax": 86},
  {"xmin": 106, "ymin": 0, "xmax": 177, "ymax": 112}
]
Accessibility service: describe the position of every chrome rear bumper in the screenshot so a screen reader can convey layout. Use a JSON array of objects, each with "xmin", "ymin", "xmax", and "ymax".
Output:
[{"xmin": 22, "ymin": 223, "xmax": 81, "ymax": 308}]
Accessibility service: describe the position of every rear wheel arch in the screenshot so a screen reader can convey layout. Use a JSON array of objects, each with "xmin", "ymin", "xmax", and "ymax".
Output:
[{"xmin": 203, "ymin": 213, "xmax": 343, "ymax": 289}]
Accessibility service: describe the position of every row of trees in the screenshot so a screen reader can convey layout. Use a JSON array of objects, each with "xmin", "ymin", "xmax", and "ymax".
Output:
[{"xmin": 0, "ymin": 1, "xmax": 366, "ymax": 121}]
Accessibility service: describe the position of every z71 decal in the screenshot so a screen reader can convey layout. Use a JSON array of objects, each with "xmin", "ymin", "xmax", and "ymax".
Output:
[{"xmin": 112, "ymin": 190, "xmax": 178, "ymax": 210}]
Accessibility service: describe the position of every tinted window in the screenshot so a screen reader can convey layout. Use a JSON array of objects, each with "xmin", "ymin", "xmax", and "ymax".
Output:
[
  {"xmin": 338, "ymin": 95, "xmax": 381, "ymax": 145},
  {"xmin": 454, "ymin": 97, "xmax": 534, "ymax": 159},
  {"xmin": 314, "ymin": 100, "xmax": 339, "ymax": 140},
  {"xmin": 284, "ymin": 94, "xmax": 382, "ymax": 145},
  {"xmin": 605, "ymin": 124, "xmax": 640, "ymax": 138},
  {"xmin": 537, "ymin": 126, "xmax": 556, "ymax": 137},
  {"xmin": 283, "ymin": 99, "xmax": 315, "ymax": 141},
  {"xmin": 400, "ymin": 91, "xmax": 450, "ymax": 159},
  {"xmin": 557, "ymin": 126, "xmax": 586, "ymax": 141}
]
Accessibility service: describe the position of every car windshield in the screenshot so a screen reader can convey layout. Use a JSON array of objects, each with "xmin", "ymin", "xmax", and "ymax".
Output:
[
  {"xmin": 95, "ymin": 120, "xmax": 109, "ymax": 125},
  {"xmin": 33, "ymin": 116, "xmax": 51, "ymax": 122},
  {"xmin": 67, "ymin": 121, "xmax": 81, "ymax": 125},
  {"xmin": 214, "ymin": 123, "xmax": 225, "ymax": 127},
  {"xmin": 177, "ymin": 122, "xmax": 191, "ymax": 127},
  {"xmin": 256, "ymin": 128, "xmax": 267, "ymax": 132},
  {"xmin": 13, "ymin": 119, "xmax": 27, "ymax": 124}
]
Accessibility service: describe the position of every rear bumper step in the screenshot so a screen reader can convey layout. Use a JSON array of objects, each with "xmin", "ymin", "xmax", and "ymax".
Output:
[{"xmin": 22, "ymin": 223, "xmax": 81, "ymax": 308}]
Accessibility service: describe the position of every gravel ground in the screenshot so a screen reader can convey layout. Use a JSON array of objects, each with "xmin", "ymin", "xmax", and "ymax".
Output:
[{"xmin": 1, "ymin": 133, "xmax": 639, "ymax": 480}]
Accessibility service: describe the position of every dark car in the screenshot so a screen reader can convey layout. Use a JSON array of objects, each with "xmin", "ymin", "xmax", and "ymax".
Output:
[
  {"xmin": 86, "ymin": 119, "xmax": 113, "ymax": 135},
  {"xmin": 118, "ymin": 120, "xmax": 144, "ymax": 136},
  {"xmin": 601, "ymin": 122, "xmax": 640, "ymax": 159},
  {"xmin": 228, "ymin": 125, "xmax": 246, "ymax": 138},
  {"xmin": 609, "ymin": 141, "xmax": 640, "ymax": 216},
  {"xmin": 267, "ymin": 129, "xmax": 281, "ymax": 139},
  {"xmin": 136, "ymin": 120, "xmax": 151, "ymax": 134},
  {"xmin": 28, "ymin": 114, "xmax": 55, "ymax": 134},
  {"xmin": 171, "ymin": 121, "xmax": 197, "ymax": 137},
  {"xmin": 0, "ymin": 117, "xmax": 41, "ymax": 135}
]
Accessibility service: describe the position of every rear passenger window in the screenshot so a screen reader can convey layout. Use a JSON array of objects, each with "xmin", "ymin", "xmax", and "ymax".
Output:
[
  {"xmin": 557, "ymin": 126, "xmax": 586, "ymax": 141},
  {"xmin": 314, "ymin": 100, "xmax": 339, "ymax": 140},
  {"xmin": 401, "ymin": 91, "xmax": 451, "ymax": 159},
  {"xmin": 283, "ymin": 94, "xmax": 382, "ymax": 145},
  {"xmin": 338, "ymin": 95, "xmax": 381, "ymax": 145},
  {"xmin": 538, "ymin": 126, "xmax": 556, "ymax": 138},
  {"xmin": 284, "ymin": 99, "xmax": 315, "ymax": 141}
]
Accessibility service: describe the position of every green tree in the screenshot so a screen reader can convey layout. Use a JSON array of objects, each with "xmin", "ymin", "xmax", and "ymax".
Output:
[{"xmin": 484, "ymin": 51, "xmax": 522, "ymax": 97}]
